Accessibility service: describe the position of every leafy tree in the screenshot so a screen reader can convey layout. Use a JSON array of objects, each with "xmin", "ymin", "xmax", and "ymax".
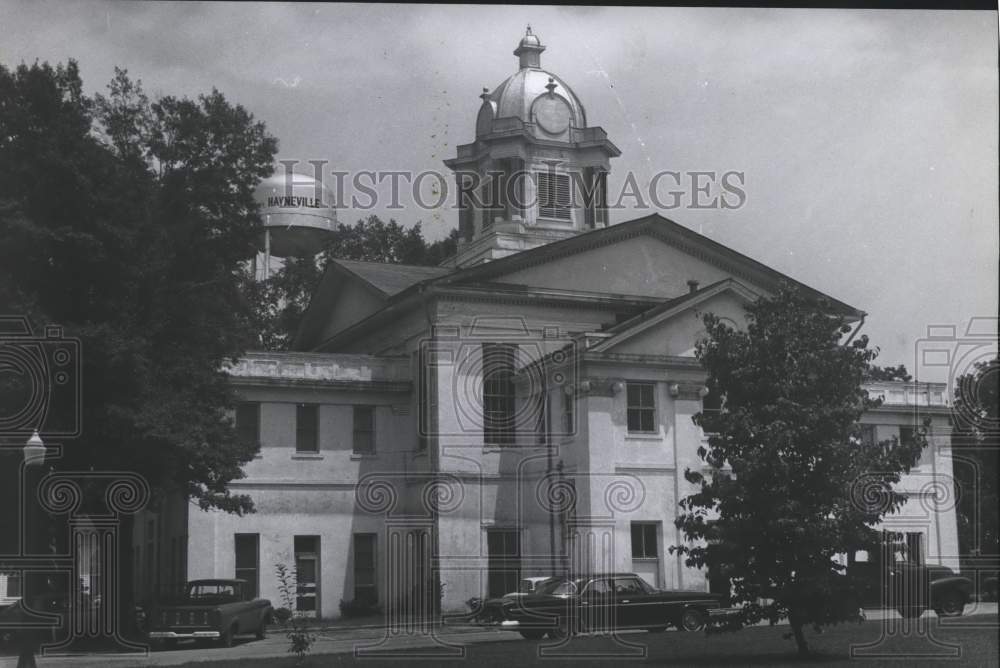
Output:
[
  {"xmin": 0, "ymin": 61, "xmax": 276, "ymax": 514},
  {"xmin": 252, "ymin": 217, "xmax": 458, "ymax": 350},
  {"xmin": 952, "ymin": 356, "xmax": 999, "ymax": 562},
  {"xmin": 865, "ymin": 363, "xmax": 913, "ymax": 382},
  {"xmin": 671, "ymin": 284, "xmax": 927, "ymax": 656}
]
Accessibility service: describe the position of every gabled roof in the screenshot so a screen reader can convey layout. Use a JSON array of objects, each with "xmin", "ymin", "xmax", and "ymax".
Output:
[
  {"xmin": 295, "ymin": 213, "xmax": 863, "ymax": 350},
  {"xmin": 589, "ymin": 278, "xmax": 761, "ymax": 352},
  {"xmin": 333, "ymin": 259, "xmax": 453, "ymax": 297}
]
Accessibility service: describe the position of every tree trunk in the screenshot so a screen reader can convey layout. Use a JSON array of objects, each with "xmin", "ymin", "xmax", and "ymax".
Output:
[{"xmin": 790, "ymin": 614, "xmax": 810, "ymax": 657}]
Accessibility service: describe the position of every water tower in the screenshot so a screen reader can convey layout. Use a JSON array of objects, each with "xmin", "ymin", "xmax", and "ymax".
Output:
[{"xmin": 252, "ymin": 169, "xmax": 338, "ymax": 279}]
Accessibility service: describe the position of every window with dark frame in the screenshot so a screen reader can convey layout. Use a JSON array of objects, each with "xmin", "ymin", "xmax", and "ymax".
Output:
[
  {"xmin": 482, "ymin": 343, "xmax": 516, "ymax": 446},
  {"xmin": 235, "ymin": 402, "xmax": 260, "ymax": 448},
  {"xmin": 562, "ymin": 389, "xmax": 574, "ymax": 436},
  {"xmin": 234, "ymin": 533, "xmax": 259, "ymax": 599},
  {"xmin": 860, "ymin": 424, "xmax": 877, "ymax": 447},
  {"xmin": 899, "ymin": 426, "xmax": 916, "ymax": 446},
  {"xmin": 294, "ymin": 536, "xmax": 320, "ymax": 615},
  {"xmin": 537, "ymin": 171, "xmax": 571, "ymax": 220},
  {"xmin": 630, "ymin": 522, "xmax": 658, "ymax": 559},
  {"xmin": 296, "ymin": 403, "xmax": 319, "ymax": 453},
  {"xmin": 417, "ymin": 346, "xmax": 433, "ymax": 451},
  {"xmin": 486, "ymin": 529, "xmax": 521, "ymax": 598},
  {"xmin": 626, "ymin": 383, "xmax": 656, "ymax": 433},
  {"xmin": 354, "ymin": 533, "xmax": 377, "ymax": 605},
  {"xmin": 353, "ymin": 405, "xmax": 375, "ymax": 454},
  {"xmin": 701, "ymin": 388, "xmax": 723, "ymax": 434}
]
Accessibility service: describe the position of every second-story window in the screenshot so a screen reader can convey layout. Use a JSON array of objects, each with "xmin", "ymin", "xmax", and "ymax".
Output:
[
  {"xmin": 626, "ymin": 383, "xmax": 656, "ymax": 433},
  {"xmin": 482, "ymin": 343, "xmax": 516, "ymax": 446},
  {"xmin": 296, "ymin": 404, "xmax": 318, "ymax": 453},
  {"xmin": 235, "ymin": 402, "xmax": 260, "ymax": 448},
  {"xmin": 353, "ymin": 405, "xmax": 375, "ymax": 454}
]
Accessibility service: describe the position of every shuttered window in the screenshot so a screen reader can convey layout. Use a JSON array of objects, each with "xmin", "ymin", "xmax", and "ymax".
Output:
[{"xmin": 537, "ymin": 171, "xmax": 571, "ymax": 220}]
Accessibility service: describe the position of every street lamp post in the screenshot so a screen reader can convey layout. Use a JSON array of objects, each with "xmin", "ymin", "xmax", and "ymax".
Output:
[{"xmin": 17, "ymin": 429, "xmax": 47, "ymax": 668}]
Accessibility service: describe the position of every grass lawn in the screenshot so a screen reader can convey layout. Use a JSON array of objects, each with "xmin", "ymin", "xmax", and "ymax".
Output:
[{"xmin": 170, "ymin": 615, "xmax": 998, "ymax": 667}]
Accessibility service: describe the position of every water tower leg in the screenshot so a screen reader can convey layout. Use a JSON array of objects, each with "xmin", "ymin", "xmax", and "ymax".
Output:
[{"xmin": 264, "ymin": 228, "xmax": 271, "ymax": 280}]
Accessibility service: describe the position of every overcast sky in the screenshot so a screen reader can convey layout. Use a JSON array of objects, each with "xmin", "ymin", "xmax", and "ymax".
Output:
[{"xmin": 1, "ymin": 3, "xmax": 996, "ymax": 378}]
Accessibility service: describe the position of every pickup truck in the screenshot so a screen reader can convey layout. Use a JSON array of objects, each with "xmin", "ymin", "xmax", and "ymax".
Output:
[{"xmin": 146, "ymin": 579, "xmax": 272, "ymax": 649}]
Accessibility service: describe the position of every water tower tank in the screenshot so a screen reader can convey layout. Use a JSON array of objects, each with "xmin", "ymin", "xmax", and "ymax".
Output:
[{"xmin": 253, "ymin": 170, "xmax": 338, "ymax": 257}]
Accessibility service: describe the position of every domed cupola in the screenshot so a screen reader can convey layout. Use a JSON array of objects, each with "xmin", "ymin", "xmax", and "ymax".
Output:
[
  {"xmin": 445, "ymin": 27, "xmax": 621, "ymax": 269},
  {"xmin": 476, "ymin": 27, "xmax": 587, "ymax": 140}
]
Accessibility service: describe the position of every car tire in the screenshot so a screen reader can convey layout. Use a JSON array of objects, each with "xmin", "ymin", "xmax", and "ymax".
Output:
[
  {"xmin": 936, "ymin": 591, "xmax": 965, "ymax": 618},
  {"xmin": 679, "ymin": 608, "xmax": 706, "ymax": 632},
  {"xmin": 518, "ymin": 629, "xmax": 545, "ymax": 640},
  {"xmin": 547, "ymin": 616, "xmax": 575, "ymax": 640},
  {"xmin": 221, "ymin": 624, "xmax": 236, "ymax": 648}
]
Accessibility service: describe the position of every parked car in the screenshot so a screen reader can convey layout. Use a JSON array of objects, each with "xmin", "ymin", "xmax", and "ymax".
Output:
[
  {"xmin": 505, "ymin": 577, "xmax": 555, "ymax": 598},
  {"xmin": 478, "ymin": 572, "xmax": 731, "ymax": 640},
  {"xmin": 146, "ymin": 579, "xmax": 272, "ymax": 649},
  {"xmin": 847, "ymin": 553, "xmax": 973, "ymax": 618}
]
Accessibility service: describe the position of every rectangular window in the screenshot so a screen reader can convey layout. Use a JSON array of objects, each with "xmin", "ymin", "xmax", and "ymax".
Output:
[
  {"xmin": 482, "ymin": 172, "xmax": 505, "ymax": 228},
  {"xmin": 899, "ymin": 426, "xmax": 916, "ymax": 445},
  {"xmin": 905, "ymin": 532, "xmax": 924, "ymax": 565},
  {"xmin": 482, "ymin": 343, "xmax": 517, "ymax": 446},
  {"xmin": 236, "ymin": 402, "xmax": 260, "ymax": 447},
  {"xmin": 562, "ymin": 389, "xmax": 575, "ymax": 436},
  {"xmin": 296, "ymin": 404, "xmax": 319, "ymax": 453},
  {"xmin": 535, "ymin": 391, "xmax": 548, "ymax": 446},
  {"xmin": 626, "ymin": 383, "xmax": 656, "ymax": 433},
  {"xmin": 701, "ymin": 388, "xmax": 723, "ymax": 434},
  {"xmin": 417, "ymin": 346, "xmax": 433, "ymax": 451},
  {"xmin": 353, "ymin": 405, "xmax": 375, "ymax": 454},
  {"xmin": 860, "ymin": 424, "xmax": 877, "ymax": 447},
  {"xmin": 294, "ymin": 536, "xmax": 320, "ymax": 616},
  {"xmin": 354, "ymin": 533, "xmax": 377, "ymax": 605},
  {"xmin": 235, "ymin": 534, "xmax": 259, "ymax": 599},
  {"xmin": 486, "ymin": 529, "xmax": 521, "ymax": 598},
  {"xmin": 537, "ymin": 171, "xmax": 571, "ymax": 220},
  {"xmin": 630, "ymin": 522, "xmax": 658, "ymax": 559}
]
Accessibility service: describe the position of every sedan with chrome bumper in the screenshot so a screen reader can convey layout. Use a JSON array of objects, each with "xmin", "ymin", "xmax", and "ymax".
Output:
[{"xmin": 478, "ymin": 573, "xmax": 734, "ymax": 639}]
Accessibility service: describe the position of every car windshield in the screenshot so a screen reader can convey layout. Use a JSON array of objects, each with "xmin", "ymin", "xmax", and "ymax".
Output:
[
  {"xmin": 187, "ymin": 583, "xmax": 237, "ymax": 599},
  {"xmin": 534, "ymin": 579, "xmax": 578, "ymax": 596}
]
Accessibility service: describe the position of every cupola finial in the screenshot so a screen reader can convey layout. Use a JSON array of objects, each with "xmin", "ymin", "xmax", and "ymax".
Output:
[{"xmin": 513, "ymin": 26, "xmax": 545, "ymax": 69}]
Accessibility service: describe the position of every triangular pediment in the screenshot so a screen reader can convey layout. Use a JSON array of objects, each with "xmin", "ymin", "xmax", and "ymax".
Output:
[
  {"xmin": 591, "ymin": 279, "xmax": 760, "ymax": 358},
  {"xmin": 438, "ymin": 214, "xmax": 862, "ymax": 316}
]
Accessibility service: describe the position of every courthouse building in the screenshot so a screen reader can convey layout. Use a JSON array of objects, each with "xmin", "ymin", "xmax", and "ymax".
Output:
[{"xmin": 132, "ymin": 29, "xmax": 960, "ymax": 617}]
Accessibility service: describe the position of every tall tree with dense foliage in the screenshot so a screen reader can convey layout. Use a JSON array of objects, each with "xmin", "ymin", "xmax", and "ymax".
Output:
[
  {"xmin": 671, "ymin": 284, "xmax": 927, "ymax": 656},
  {"xmin": 252, "ymin": 218, "xmax": 458, "ymax": 350},
  {"xmin": 952, "ymin": 356, "xmax": 999, "ymax": 563},
  {"xmin": 0, "ymin": 62, "xmax": 276, "ymax": 513}
]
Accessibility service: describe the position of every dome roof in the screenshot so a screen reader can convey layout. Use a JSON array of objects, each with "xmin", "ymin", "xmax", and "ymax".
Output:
[
  {"xmin": 483, "ymin": 29, "xmax": 586, "ymax": 130},
  {"xmin": 488, "ymin": 69, "xmax": 586, "ymax": 128}
]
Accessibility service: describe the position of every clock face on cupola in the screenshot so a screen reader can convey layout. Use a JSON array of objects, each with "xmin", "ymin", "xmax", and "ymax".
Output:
[{"xmin": 533, "ymin": 80, "xmax": 572, "ymax": 136}]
